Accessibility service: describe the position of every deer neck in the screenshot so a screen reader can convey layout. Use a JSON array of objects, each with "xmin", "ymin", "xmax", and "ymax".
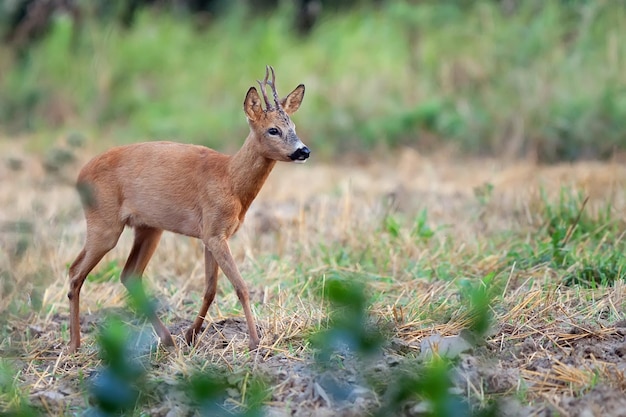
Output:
[{"xmin": 228, "ymin": 133, "xmax": 277, "ymax": 213}]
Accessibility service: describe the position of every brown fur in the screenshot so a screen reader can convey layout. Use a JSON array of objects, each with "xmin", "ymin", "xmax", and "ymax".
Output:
[{"xmin": 67, "ymin": 68, "xmax": 307, "ymax": 352}]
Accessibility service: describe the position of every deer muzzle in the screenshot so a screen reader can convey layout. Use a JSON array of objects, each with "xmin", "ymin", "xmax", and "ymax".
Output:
[{"xmin": 289, "ymin": 146, "xmax": 310, "ymax": 162}]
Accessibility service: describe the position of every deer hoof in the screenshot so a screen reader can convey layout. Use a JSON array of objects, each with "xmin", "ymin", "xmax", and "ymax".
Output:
[
  {"xmin": 184, "ymin": 328, "xmax": 197, "ymax": 346},
  {"xmin": 248, "ymin": 338, "xmax": 260, "ymax": 351},
  {"xmin": 157, "ymin": 329, "xmax": 175, "ymax": 348}
]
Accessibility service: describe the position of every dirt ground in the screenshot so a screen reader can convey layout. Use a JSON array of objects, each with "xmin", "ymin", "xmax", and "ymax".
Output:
[{"xmin": 2, "ymin": 141, "xmax": 626, "ymax": 416}]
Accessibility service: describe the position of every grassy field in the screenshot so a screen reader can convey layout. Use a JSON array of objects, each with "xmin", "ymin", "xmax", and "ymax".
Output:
[{"xmin": 2, "ymin": 137, "xmax": 626, "ymax": 415}]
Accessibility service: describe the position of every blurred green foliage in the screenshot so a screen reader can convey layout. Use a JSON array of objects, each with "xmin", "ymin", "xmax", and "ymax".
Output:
[
  {"xmin": 87, "ymin": 284, "xmax": 269, "ymax": 416},
  {"xmin": 375, "ymin": 357, "xmax": 499, "ymax": 417},
  {"xmin": 311, "ymin": 277, "xmax": 386, "ymax": 361},
  {"xmin": 311, "ymin": 275, "xmax": 497, "ymax": 416},
  {"xmin": 181, "ymin": 369, "xmax": 269, "ymax": 417},
  {"xmin": 89, "ymin": 317, "xmax": 144, "ymax": 415},
  {"xmin": 458, "ymin": 272, "xmax": 497, "ymax": 340},
  {"xmin": 0, "ymin": 360, "xmax": 40, "ymax": 417},
  {"xmin": 86, "ymin": 260, "xmax": 121, "ymax": 284},
  {"xmin": 0, "ymin": 1, "xmax": 625, "ymax": 160}
]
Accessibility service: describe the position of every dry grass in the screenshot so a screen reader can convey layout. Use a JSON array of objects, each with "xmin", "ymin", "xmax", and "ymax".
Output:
[{"xmin": 2, "ymin": 139, "xmax": 626, "ymax": 415}]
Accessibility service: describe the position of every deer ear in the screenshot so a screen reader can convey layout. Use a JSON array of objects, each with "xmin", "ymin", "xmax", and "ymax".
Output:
[
  {"xmin": 281, "ymin": 84, "xmax": 305, "ymax": 115},
  {"xmin": 244, "ymin": 87, "xmax": 264, "ymax": 121}
]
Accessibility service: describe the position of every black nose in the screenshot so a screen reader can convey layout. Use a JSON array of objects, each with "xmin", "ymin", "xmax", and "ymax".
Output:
[{"xmin": 290, "ymin": 147, "xmax": 310, "ymax": 161}]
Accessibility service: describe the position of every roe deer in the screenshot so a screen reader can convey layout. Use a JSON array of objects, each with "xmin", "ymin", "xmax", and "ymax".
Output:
[{"xmin": 67, "ymin": 66, "xmax": 308, "ymax": 353}]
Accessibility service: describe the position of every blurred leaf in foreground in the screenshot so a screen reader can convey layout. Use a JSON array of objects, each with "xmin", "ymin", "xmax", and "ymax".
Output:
[
  {"xmin": 0, "ymin": 359, "xmax": 40, "ymax": 417},
  {"xmin": 88, "ymin": 316, "xmax": 144, "ymax": 415},
  {"xmin": 311, "ymin": 277, "xmax": 385, "ymax": 363}
]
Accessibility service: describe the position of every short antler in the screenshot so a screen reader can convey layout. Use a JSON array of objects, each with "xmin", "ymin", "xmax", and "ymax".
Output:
[{"xmin": 256, "ymin": 65, "xmax": 281, "ymax": 111}]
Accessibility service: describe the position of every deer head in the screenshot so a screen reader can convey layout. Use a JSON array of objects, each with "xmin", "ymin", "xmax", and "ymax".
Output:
[{"xmin": 243, "ymin": 66, "xmax": 309, "ymax": 163}]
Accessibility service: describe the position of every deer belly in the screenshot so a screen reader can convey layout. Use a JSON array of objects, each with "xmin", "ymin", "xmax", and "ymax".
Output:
[{"xmin": 122, "ymin": 202, "xmax": 201, "ymax": 238}]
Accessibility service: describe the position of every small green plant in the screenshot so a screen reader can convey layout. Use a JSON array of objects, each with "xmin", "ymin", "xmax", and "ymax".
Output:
[
  {"xmin": 506, "ymin": 187, "xmax": 626, "ymax": 287},
  {"xmin": 86, "ymin": 260, "xmax": 122, "ymax": 284},
  {"xmin": 0, "ymin": 220, "xmax": 33, "ymax": 261},
  {"xmin": 311, "ymin": 277, "xmax": 386, "ymax": 362},
  {"xmin": 458, "ymin": 272, "xmax": 497, "ymax": 341},
  {"xmin": 180, "ymin": 369, "xmax": 269, "ymax": 417},
  {"xmin": 383, "ymin": 209, "xmax": 435, "ymax": 241},
  {"xmin": 184, "ymin": 370, "xmax": 231, "ymax": 416},
  {"xmin": 376, "ymin": 358, "xmax": 459, "ymax": 417},
  {"xmin": 375, "ymin": 357, "xmax": 498, "ymax": 417},
  {"xmin": 42, "ymin": 146, "xmax": 76, "ymax": 173},
  {"xmin": 0, "ymin": 360, "xmax": 40, "ymax": 417},
  {"xmin": 412, "ymin": 209, "xmax": 435, "ymax": 240},
  {"xmin": 473, "ymin": 183, "xmax": 494, "ymax": 207},
  {"xmin": 563, "ymin": 251, "xmax": 626, "ymax": 288},
  {"xmin": 384, "ymin": 214, "xmax": 402, "ymax": 238},
  {"xmin": 88, "ymin": 316, "xmax": 145, "ymax": 415}
]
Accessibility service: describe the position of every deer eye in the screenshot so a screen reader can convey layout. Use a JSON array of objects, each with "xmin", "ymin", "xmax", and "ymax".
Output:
[{"xmin": 267, "ymin": 128, "xmax": 280, "ymax": 136}]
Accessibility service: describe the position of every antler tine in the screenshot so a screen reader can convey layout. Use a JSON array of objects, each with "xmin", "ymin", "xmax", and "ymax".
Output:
[
  {"xmin": 256, "ymin": 66, "xmax": 273, "ymax": 110},
  {"xmin": 267, "ymin": 66, "xmax": 281, "ymax": 108}
]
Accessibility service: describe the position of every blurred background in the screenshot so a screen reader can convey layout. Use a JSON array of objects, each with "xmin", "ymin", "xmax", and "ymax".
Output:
[{"xmin": 0, "ymin": 0, "xmax": 625, "ymax": 162}]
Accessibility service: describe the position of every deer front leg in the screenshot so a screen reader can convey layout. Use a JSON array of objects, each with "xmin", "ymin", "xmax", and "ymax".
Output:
[
  {"xmin": 185, "ymin": 247, "xmax": 219, "ymax": 345},
  {"xmin": 204, "ymin": 238, "xmax": 260, "ymax": 350}
]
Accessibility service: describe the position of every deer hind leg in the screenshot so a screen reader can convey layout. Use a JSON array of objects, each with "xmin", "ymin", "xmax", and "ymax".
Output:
[
  {"xmin": 120, "ymin": 226, "xmax": 173, "ymax": 346},
  {"xmin": 205, "ymin": 238, "xmax": 260, "ymax": 350},
  {"xmin": 185, "ymin": 247, "xmax": 219, "ymax": 345},
  {"xmin": 68, "ymin": 222, "xmax": 124, "ymax": 353}
]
